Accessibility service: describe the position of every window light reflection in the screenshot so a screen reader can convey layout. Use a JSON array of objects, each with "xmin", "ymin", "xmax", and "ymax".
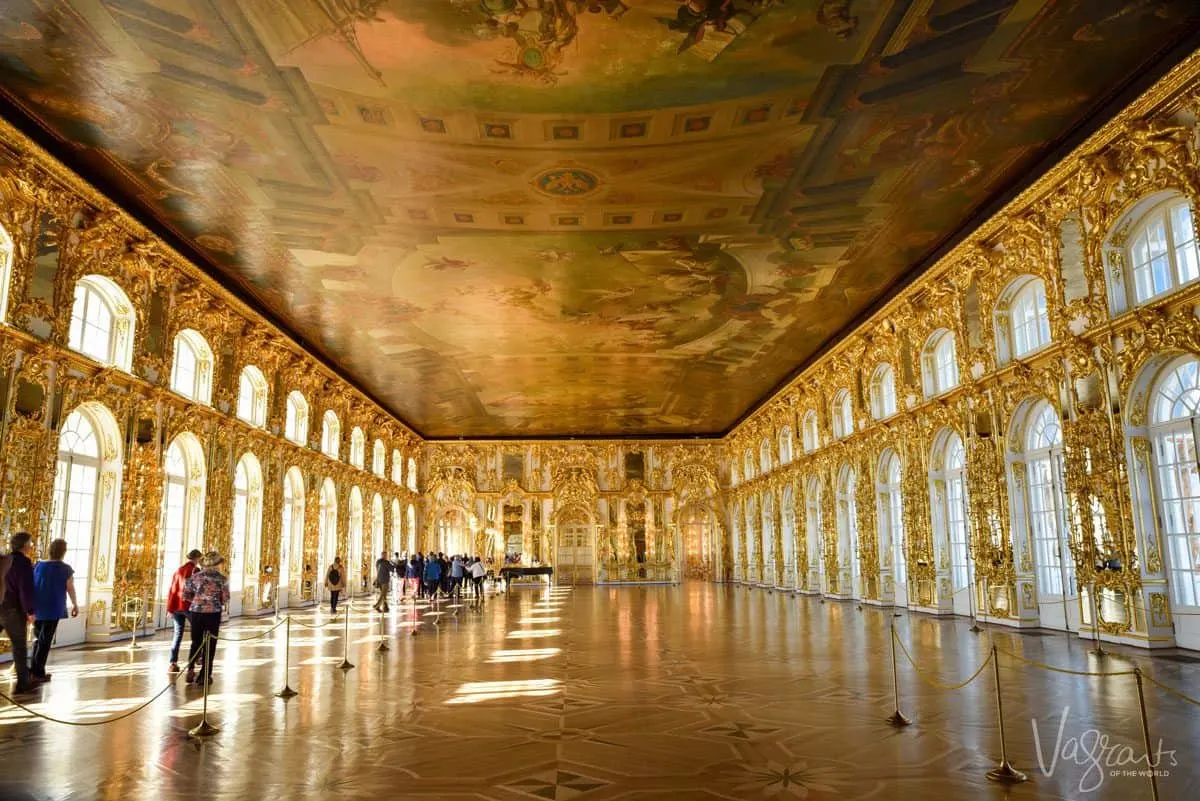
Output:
[
  {"xmin": 507, "ymin": 629, "xmax": 561, "ymax": 638},
  {"xmin": 446, "ymin": 679, "xmax": 561, "ymax": 705},
  {"xmin": 487, "ymin": 648, "xmax": 561, "ymax": 663},
  {"xmin": 518, "ymin": 617, "xmax": 561, "ymax": 624}
]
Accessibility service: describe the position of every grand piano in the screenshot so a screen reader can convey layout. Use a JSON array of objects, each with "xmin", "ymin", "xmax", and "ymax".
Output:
[{"xmin": 499, "ymin": 565, "xmax": 554, "ymax": 588}]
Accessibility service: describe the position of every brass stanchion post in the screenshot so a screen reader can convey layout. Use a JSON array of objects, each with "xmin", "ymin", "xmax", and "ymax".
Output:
[
  {"xmin": 1133, "ymin": 667, "xmax": 1161, "ymax": 801},
  {"xmin": 985, "ymin": 644, "xmax": 1026, "ymax": 784},
  {"xmin": 376, "ymin": 607, "xmax": 390, "ymax": 653},
  {"xmin": 189, "ymin": 632, "xmax": 219, "ymax": 738},
  {"xmin": 275, "ymin": 616, "xmax": 298, "ymax": 699},
  {"xmin": 338, "ymin": 603, "xmax": 355, "ymax": 671},
  {"xmin": 1088, "ymin": 581, "xmax": 1107, "ymax": 657},
  {"xmin": 887, "ymin": 622, "xmax": 911, "ymax": 727}
]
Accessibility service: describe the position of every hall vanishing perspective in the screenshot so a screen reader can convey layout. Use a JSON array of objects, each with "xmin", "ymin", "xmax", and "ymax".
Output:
[{"xmin": 3, "ymin": 1, "xmax": 1200, "ymax": 800}]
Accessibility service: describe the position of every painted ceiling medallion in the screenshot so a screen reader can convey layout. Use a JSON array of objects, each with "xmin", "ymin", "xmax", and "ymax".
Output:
[{"xmin": 532, "ymin": 167, "xmax": 601, "ymax": 198}]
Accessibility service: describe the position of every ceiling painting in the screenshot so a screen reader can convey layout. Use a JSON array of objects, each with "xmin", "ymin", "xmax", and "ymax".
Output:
[{"xmin": 0, "ymin": 0, "xmax": 1198, "ymax": 436}]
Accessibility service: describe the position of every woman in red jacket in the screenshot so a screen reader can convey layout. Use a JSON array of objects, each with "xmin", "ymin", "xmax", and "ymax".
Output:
[{"xmin": 166, "ymin": 549, "xmax": 202, "ymax": 673}]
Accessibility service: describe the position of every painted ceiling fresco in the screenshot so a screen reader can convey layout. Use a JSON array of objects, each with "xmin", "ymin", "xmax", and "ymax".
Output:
[{"xmin": 1, "ymin": 1, "xmax": 1198, "ymax": 437}]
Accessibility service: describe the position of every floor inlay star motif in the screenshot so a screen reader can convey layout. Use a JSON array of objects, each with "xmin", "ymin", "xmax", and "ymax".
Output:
[{"xmin": 504, "ymin": 769, "xmax": 612, "ymax": 800}]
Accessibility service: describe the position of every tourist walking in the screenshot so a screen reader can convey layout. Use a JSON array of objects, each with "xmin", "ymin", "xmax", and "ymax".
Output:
[
  {"xmin": 423, "ymin": 554, "xmax": 442, "ymax": 600},
  {"xmin": 373, "ymin": 550, "xmax": 393, "ymax": 612},
  {"xmin": 165, "ymin": 549, "xmax": 202, "ymax": 673},
  {"xmin": 0, "ymin": 532, "xmax": 38, "ymax": 695},
  {"xmin": 450, "ymin": 555, "xmax": 465, "ymax": 599},
  {"xmin": 30, "ymin": 538, "xmax": 79, "ymax": 681},
  {"xmin": 404, "ymin": 554, "xmax": 420, "ymax": 598},
  {"xmin": 469, "ymin": 557, "xmax": 487, "ymax": 600},
  {"xmin": 325, "ymin": 557, "xmax": 346, "ymax": 615},
  {"xmin": 182, "ymin": 551, "xmax": 229, "ymax": 686}
]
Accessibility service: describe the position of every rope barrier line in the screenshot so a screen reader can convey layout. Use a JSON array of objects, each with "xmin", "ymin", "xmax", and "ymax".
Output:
[
  {"xmin": 212, "ymin": 618, "xmax": 288, "ymax": 643},
  {"xmin": 0, "ymin": 636, "xmax": 206, "ymax": 727},
  {"xmin": 1141, "ymin": 673, "xmax": 1200, "ymax": 708},
  {"xmin": 992, "ymin": 646, "xmax": 1137, "ymax": 678},
  {"xmin": 891, "ymin": 630, "xmax": 994, "ymax": 690}
]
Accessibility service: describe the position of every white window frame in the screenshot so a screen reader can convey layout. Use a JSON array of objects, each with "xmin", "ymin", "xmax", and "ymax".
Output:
[
  {"xmin": 870, "ymin": 364, "xmax": 898, "ymax": 420},
  {"xmin": 1148, "ymin": 356, "xmax": 1200, "ymax": 609},
  {"xmin": 802, "ymin": 411, "xmax": 819, "ymax": 453},
  {"xmin": 922, "ymin": 330, "xmax": 960, "ymax": 398},
  {"xmin": 237, "ymin": 365, "xmax": 269, "ymax": 428},
  {"xmin": 831, "ymin": 390, "xmax": 853, "ymax": 440},
  {"xmin": 171, "ymin": 329, "xmax": 214, "ymax": 405},
  {"xmin": 779, "ymin": 426, "xmax": 794, "ymax": 465},
  {"xmin": 68, "ymin": 275, "xmax": 136, "ymax": 372},
  {"xmin": 0, "ymin": 222, "xmax": 13, "ymax": 323},
  {"xmin": 391, "ymin": 449, "xmax": 403, "ymax": 485},
  {"xmin": 321, "ymin": 411, "xmax": 341, "ymax": 460},
  {"xmin": 350, "ymin": 426, "xmax": 366, "ymax": 469},
  {"xmin": 285, "ymin": 391, "xmax": 309, "ymax": 446},
  {"xmin": 373, "ymin": 439, "xmax": 386, "ymax": 477},
  {"xmin": 1127, "ymin": 197, "xmax": 1200, "ymax": 306}
]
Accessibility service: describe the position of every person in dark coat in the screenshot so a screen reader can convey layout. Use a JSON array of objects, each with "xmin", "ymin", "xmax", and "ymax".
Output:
[{"xmin": 0, "ymin": 532, "xmax": 39, "ymax": 694}]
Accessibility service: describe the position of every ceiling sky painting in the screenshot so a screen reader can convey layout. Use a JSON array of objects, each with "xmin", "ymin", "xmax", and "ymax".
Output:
[{"xmin": 1, "ymin": 1, "xmax": 1198, "ymax": 436}]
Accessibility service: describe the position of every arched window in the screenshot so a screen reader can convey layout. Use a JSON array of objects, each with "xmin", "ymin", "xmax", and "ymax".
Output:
[
  {"xmin": 372, "ymin": 439, "xmax": 386, "ymax": 477},
  {"xmin": 760, "ymin": 492, "xmax": 776, "ymax": 584},
  {"xmin": 802, "ymin": 411, "xmax": 819, "ymax": 453},
  {"xmin": 405, "ymin": 504, "xmax": 417, "ymax": 553},
  {"xmin": 730, "ymin": 462, "xmax": 740, "ymax": 486},
  {"xmin": 229, "ymin": 453, "xmax": 263, "ymax": 616},
  {"xmin": 1125, "ymin": 196, "xmax": 1199, "ymax": 305},
  {"xmin": 1149, "ymin": 356, "xmax": 1200, "ymax": 609},
  {"xmin": 348, "ymin": 487, "xmax": 364, "ymax": 593},
  {"xmin": 836, "ymin": 464, "xmax": 859, "ymax": 598},
  {"xmin": 805, "ymin": 477, "xmax": 824, "ymax": 592},
  {"xmin": 743, "ymin": 449, "xmax": 755, "ymax": 481},
  {"xmin": 406, "ymin": 457, "xmax": 418, "ymax": 491},
  {"xmin": 285, "ymin": 391, "xmax": 309, "ymax": 446},
  {"xmin": 158, "ymin": 434, "xmax": 206, "ymax": 620},
  {"xmin": 869, "ymin": 364, "xmax": 897, "ymax": 420},
  {"xmin": 997, "ymin": 277, "xmax": 1052, "ymax": 361},
  {"xmin": 779, "ymin": 426, "xmax": 794, "ymax": 465},
  {"xmin": 171, "ymin": 329, "xmax": 214, "ymax": 404},
  {"xmin": 1022, "ymin": 402, "xmax": 1073, "ymax": 601},
  {"xmin": 932, "ymin": 430, "xmax": 970, "ymax": 596},
  {"xmin": 68, "ymin": 275, "xmax": 135, "ymax": 372},
  {"xmin": 0, "ymin": 222, "xmax": 13, "ymax": 323},
  {"xmin": 780, "ymin": 486, "xmax": 796, "ymax": 586},
  {"xmin": 922, "ymin": 329, "xmax": 959, "ymax": 398},
  {"xmin": 831, "ymin": 389, "xmax": 853, "ymax": 440},
  {"xmin": 321, "ymin": 411, "xmax": 341, "ymax": 459},
  {"xmin": 350, "ymin": 427, "xmax": 366, "ymax": 469},
  {"xmin": 877, "ymin": 450, "xmax": 906, "ymax": 606},
  {"xmin": 49, "ymin": 403, "xmax": 123, "ymax": 646},
  {"xmin": 237, "ymin": 365, "xmax": 268, "ymax": 427},
  {"xmin": 391, "ymin": 498, "xmax": 402, "ymax": 554},
  {"xmin": 759, "ymin": 438, "xmax": 771, "ymax": 474},
  {"xmin": 280, "ymin": 466, "xmax": 304, "ymax": 605},
  {"xmin": 319, "ymin": 479, "xmax": 338, "ymax": 600},
  {"xmin": 371, "ymin": 493, "xmax": 385, "ymax": 563},
  {"xmin": 392, "ymin": 449, "xmax": 403, "ymax": 484}
]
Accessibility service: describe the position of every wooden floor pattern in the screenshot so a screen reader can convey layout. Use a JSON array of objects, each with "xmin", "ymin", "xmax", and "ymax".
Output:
[{"xmin": 1, "ymin": 583, "xmax": 1198, "ymax": 800}]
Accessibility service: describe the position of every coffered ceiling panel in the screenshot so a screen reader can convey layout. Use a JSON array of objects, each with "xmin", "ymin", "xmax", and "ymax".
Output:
[{"xmin": 1, "ymin": 0, "xmax": 1197, "ymax": 436}]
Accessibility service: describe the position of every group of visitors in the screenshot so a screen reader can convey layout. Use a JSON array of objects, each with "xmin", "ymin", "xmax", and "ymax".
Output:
[
  {"xmin": 369, "ymin": 552, "xmax": 490, "ymax": 603},
  {"xmin": 165, "ymin": 549, "xmax": 230, "ymax": 685},
  {"xmin": 0, "ymin": 532, "xmax": 79, "ymax": 696}
]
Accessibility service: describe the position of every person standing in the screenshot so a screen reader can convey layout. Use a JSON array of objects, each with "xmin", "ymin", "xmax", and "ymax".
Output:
[
  {"xmin": 29, "ymin": 538, "xmax": 79, "ymax": 682},
  {"xmin": 415, "ymin": 552, "xmax": 427, "ymax": 599},
  {"xmin": 373, "ymin": 551, "xmax": 393, "ymax": 612},
  {"xmin": 165, "ymin": 549, "xmax": 202, "ymax": 673},
  {"xmin": 449, "ymin": 555, "xmax": 465, "ymax": 599},
  {"xmin": 423, "ymin": 554, "xmax": 442, "ymax": 600},
  {"xmin": 325, "ymin": 557, "xmax": 346, "ymax": 615},
  {"xmin": 182, "ymin": 551, "xmax": 229, "ymax": 685},
  {"xmin": 469, "ymin": 557, "xmax": 487, "ymax": 601},
  {"xmin": 0, "ymin": 532, "xmax": 38, "ymax": 695},
  {"xmin": 403, "ymin": 554, "xmax": 418, "ymax": 599}
]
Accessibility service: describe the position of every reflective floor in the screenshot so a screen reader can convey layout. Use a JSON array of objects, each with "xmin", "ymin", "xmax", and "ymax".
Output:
[{"xmin": 2, "ymin": 583, "xmax": 1199, "ymax": 800}]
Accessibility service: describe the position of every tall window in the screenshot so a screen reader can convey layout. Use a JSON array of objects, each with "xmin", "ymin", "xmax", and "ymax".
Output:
[
  {"xmin": 779, "ymin": 426, "xmax": 794, "ymax": 465},
  {"xmin": 1129, "ymin": 197, "xmax": 1199, "ymax": 305},
  {"xmin": 743, "ymin": 449, "xmax": 755, "ymax": 481},
  {"xmin": 171, "ymin": 329, "xmax": 214, "ymax": 404},
  {"xmin": 281, "ymin": 467, "xmax": 304, "ymax": 594},
  {"xmin": 319, "ymin": 479, "xmax": 338, "ymax": 582},
  {"xmin": 1025, "ymin": 403, "xmax": 1073, "ymax": 596},
  {"xmin": 392, "ymin": 498, "xmax": 402, "ymax": 554},
  {"xmin": 373, "ymin": 439, "xmax": 386, "ymax": 477},
  {"xmin": 1149, "ymin": 356, "xmax": 1200, "ymax": 607},
  {"xmin": 877, "ymin": 450, "xmax": 906, "ymax": 594},
  {"xmin": 806, "ymin": 478, "xmax": 823, "ymax": 589},
  {"xmin": 237, "ymin": 365, "xmax": 268, "ymax": 427},
  {"xmin": 407, "ymin": 457, "xmax": 418, "ymax": 491},
  {"xmin": 230, "ymin": 454, "xmax": 263, "ymax": 599},
  {"xmin": 321, "ymin": 411, "xmax": 341, "ymax": 459},
  {"xmin": 802, "ymin": 411, "xmax": 819, "ymax": 453},
  {"xmin": 285, "ymin": 392, "xmax": 309, "ymax": 445},
  {"xmin": 406, "ymin": 504, "xmax": 417, "ymax": 553},
  {"xmin": 159, "ymin": 435, "xmax": 205, "ymax": 605},
  {"xmin": 759, "ymin": 438, "xmax": 771, "ymax": 474},
  {"xmin": 832, "ymin": 390, "xmax": 853, "ymax": 440},
  {"xmin": 68, "ymin": 276, "xmax": 135, "ymax": 371},
  {"xmin": 870, "ymin": 364, "xmax": 897, "ymax": 420},
  {"xmin": 392, "ymin": 449, "xmax": 403, "ymax": 484},
  {"xmin": 372, "ymin": 494, "xmax": 385, "ymax": 561},
  {"xmin": 922, "ymin": 330, "xmax": 959, "ymax": 398},
  {"xmin": 836, "ymin": 464, "xmax": 859, "ymax": 597},
  {"xmin": 50, "ymin": 410, "xmax": 101, "ymax": 605},
  {"xmin": 1006, "ymin": 278, "xmax": 1052, "ymax": 359},
  {"xmin": 350, "ymin": 427, "xmax": 366, "ymax": 469},
  {"xmin": 0, "ymin": 222, "xmax": 12, "ymax": 323},
  {"xmin": 933, "ymin": 431, "xmax": 970, "ymax": 590},
  {"xmin": 348, "ymin": 488, "xmax": 364, "ymax": 592}
]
